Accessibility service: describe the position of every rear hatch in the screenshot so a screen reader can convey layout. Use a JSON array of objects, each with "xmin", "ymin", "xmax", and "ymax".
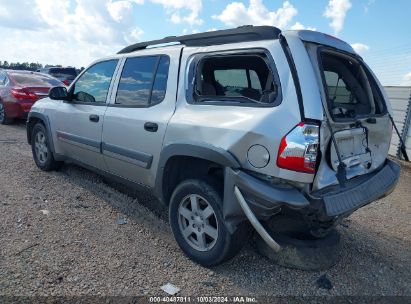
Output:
[{"xmin": 302, "ymin": 35, "xmax": 392, "ymax": 190}]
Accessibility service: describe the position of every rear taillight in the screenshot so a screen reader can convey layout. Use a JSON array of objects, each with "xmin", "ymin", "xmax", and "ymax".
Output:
[
  {"xmin": 277, "ymin": 123, "xmax": 320, "ymax": 174},
  {"xmin": 63, "ymin": 80, "xmax": 70, "ymax": 86},
  {"xmin": 10, "ymin": 88, "xmax": 38, "ymax": 101}
]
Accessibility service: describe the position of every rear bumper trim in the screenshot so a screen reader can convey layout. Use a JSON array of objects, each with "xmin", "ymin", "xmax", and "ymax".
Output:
[{"xmin": 312, "ymin": 159, "xmax": 400, "ymax": 217}]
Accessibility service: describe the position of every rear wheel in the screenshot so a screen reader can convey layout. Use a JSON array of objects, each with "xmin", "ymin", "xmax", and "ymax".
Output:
[
  {"xmin": 169, "ymin": 179, "xmax": 247, "ymax": 266},
  {"xmin": 0, "ymin": 101, "xmax": 13, "ymax": 125},
  {"xmin": 31, "ymin": 123, "xmax": 62, "ymax": 171}
]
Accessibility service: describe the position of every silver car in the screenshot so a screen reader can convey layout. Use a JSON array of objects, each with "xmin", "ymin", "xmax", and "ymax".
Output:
[{"xmin": 27, "ymin": 26, "xmax": 400, "ymax": 266}]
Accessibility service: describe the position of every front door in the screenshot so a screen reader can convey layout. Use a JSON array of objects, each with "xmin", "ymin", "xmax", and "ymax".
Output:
[
  {"xmin": 53, "ymin": 59, "xmax": 119, "ymax": 170},
  {"xmin": 102, "ymin": 48, "xmax": 181, "ymax": 187}
]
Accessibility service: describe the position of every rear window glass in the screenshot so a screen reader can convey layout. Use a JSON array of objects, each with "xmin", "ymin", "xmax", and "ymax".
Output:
[
  {"xmin": 324, "ymin": 71, "xmax": 352, "ymax": 104},
  {"xmin": 320, "ymin": 50, "xmax": 386, "ymax": 119},
  {"xmin": 11, "ymin": 74, "xmax": 62, "ymax": 87},
  {"xmin": 49, "ymin": 68, "xmax": 77, "ymax": 78}
]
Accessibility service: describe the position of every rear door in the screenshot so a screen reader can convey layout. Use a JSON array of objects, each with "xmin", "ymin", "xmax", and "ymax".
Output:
[
  {"xmin": 102, "ymin": 47, "xmax": 181, "ymax": 187},
  {"xmin": 306, "ymin": 43, "xmax": 391, "ymax": 188},
  {"xmin": 53, "ymin": 59, "xmax": 119, "ymax": 170},
  {"xmin": 282, "ymin": 32, "xmax": 391, "ymax": 189}
]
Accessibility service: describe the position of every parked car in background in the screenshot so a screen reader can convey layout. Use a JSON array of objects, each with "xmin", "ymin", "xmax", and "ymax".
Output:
[
  {"xmin": 0, "ymin": 70, "xmax": 62, "ymax": 124},
  {"xmin": 37, "ymin": 67, "xmax": 77, "ymax": 86},
  {"xmin": 27, "ymin": 26, "xmax": 400, "ymax": 266}
]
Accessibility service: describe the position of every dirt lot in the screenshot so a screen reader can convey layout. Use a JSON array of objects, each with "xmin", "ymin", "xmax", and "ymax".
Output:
[{"xmin": 0, "ymin": 122, "xmax": 410, "ymax": 297}]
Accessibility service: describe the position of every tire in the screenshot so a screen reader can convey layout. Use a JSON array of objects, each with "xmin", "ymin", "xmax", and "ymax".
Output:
[
  {"xmin": 169, "ymin": 179, "xmax": 247, "ymax": 267},
  {"xmin": 0, "ymin": 101, "xmax": 13, "ymax": 125},
  {"xmin": 31, "ymin": 123, "xmax": 62, "ymax": 171},
  {"xmin": 255, "ymin": 218, "xmax": 341, "ymax": 271}
]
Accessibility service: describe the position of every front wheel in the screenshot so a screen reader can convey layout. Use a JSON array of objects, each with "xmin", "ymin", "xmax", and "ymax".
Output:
[
  {"xmin": 31, "ymin": 123, "xmax": 62, "ymax": 171},
  {"xmin": 169, "ymin": 179, "xmax": 247, "ymax": 266}
]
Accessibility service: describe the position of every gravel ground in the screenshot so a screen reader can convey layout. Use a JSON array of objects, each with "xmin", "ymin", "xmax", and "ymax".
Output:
[{"xmin": 0, "ymin": 122, "xmax": 410, "ymax": 297}]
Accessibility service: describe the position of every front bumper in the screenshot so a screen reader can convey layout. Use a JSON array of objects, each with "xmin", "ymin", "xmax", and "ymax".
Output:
[{"xmin": 223, "ymin": 159, "xmax": 400, "ymax": 230}]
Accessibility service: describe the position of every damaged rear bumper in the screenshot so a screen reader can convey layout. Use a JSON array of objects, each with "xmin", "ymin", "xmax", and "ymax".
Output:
[
  {"xmin": 309, "ymin": 159, "xmax": 401, "ymax": 219},
  {"xmin": 223, "ymin": 159, "xmax": 400, "ymax": 231}
]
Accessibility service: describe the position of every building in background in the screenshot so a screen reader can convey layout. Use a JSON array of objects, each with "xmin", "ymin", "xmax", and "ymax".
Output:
[{"xmin": 385, "ymin": 86, "xmax": 411, "ymax": 160}]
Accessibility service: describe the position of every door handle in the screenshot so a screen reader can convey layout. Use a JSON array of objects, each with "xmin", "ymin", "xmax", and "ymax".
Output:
[
  {"xmin": 144, "ymin": 122, "xmax": 158, "ymax": 132},
  {"xmin": 366, "ymin": 118, "xmax": 377, "ymax": 124},
  {"xmin": 89, "ymin": 115, "xmax": 99, "ymax": 123}
]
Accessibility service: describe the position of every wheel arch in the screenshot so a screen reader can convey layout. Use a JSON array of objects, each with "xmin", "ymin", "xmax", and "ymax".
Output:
[
  {"xmin": 154, "ymin": 142, "xmax": 240, "ymax": 205},
  {"xmin": 27, "ymin": 112, "xmax": 55, "ymax": 154}
]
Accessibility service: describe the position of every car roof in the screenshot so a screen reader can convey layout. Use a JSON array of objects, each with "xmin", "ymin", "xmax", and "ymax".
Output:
[
  {"xmin": 283, "ymin": 30, "xmax": 356, "ymax": 55},
  {"xmin": 45, "ymin": 67, "xmax": 76, "ymax": 70},
  {"xmin": 118, "ymin": 25, "xmax": 281, "ymax": 54}
]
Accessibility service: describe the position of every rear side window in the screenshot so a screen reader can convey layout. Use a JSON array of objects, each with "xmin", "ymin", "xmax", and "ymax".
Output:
[
  {"xmin": 72, "ymin": 60, "xmax": 118, "ymax": 104},
  {"xmin": 190, "ymin": 53, "xmax": 280, "ymax": 106},
  {"xmin": 151, "ymin": 56, "xmax": 170, "ymax": 104},
  {"xmin": 115, "ymin": 55, "xmax": 170, "ymax": 107},
  {"xmin": 214, "ymin": 69, "xmax": 262, "ymax": 93},
  {"xmin": 10, "ymin": 73, "xmax": 61, "ymax": 87}
]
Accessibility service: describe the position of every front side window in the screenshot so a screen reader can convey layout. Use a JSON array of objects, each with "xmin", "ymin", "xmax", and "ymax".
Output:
[
  {"xmin": 115, "ymin": 55, "xmax": 170, "ymax": 106},
  {"xmin": 192, "ymin": 53, "xmax": 279, "ymax": 106},
  {"xmin": 72, "ymin": 60, "xmax": 118, "ymax": 104}
]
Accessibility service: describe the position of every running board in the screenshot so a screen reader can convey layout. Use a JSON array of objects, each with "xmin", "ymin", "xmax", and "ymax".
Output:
[{"xmin": 234, "ymin": 186, "xmax": 281, "ymax": 253}]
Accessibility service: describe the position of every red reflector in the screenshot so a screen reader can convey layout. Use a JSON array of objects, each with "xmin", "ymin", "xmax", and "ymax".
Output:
[
  {"xmin": 277, "ymin": 123, "xmax": 319, "ymax": 174},
  {"xmin": 63, "ymin": 80, "xmax": 70, "ymax": 86}
]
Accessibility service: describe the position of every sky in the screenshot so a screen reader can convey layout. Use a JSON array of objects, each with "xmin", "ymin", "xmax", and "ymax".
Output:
[{"xmin": 0, "ymin": 0, "xmax": 410, "ymax": 86}]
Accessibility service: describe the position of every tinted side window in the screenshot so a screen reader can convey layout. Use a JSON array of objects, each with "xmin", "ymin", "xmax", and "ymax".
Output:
[
  {"xmin": 151, "ymin": 56, "xmax": 170, "ymax": 104},
  {"xmin": 72, "ymin": 60, "xmax": 118, "ymax": 104},
  {"xmin": 214, "ymin": 69, "xmax": 248, "ymax": 89},
  {"xmin": 116, "ymin": 56, "xmax": 157, "ymax": 106}
]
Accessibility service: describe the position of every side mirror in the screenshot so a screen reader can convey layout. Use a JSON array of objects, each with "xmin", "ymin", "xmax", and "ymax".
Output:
[{"xmin": 49, "ymin": 86, "xmax": 68, "ymax": 100}]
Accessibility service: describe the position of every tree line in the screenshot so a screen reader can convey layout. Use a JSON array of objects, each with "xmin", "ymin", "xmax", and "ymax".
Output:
[{"xmin": 0, "ymin": 61, "xmax": 65, "ymax": 71}]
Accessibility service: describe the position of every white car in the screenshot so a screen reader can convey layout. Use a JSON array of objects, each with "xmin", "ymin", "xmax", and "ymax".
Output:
[{"xmin": 27, "ymin": 26, "xmax": 400, "ymax": 266}]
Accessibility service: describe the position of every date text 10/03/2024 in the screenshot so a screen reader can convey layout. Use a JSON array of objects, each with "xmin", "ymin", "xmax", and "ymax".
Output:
[{"xmin": 149, "ymin": 296, "xmax": 257, "ymax": 303}]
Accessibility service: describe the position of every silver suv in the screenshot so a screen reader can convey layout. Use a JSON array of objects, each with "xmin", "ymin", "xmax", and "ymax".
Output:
[{"xmin": 27, "ymin": 26, "xmax": 400, "ymax": 266}]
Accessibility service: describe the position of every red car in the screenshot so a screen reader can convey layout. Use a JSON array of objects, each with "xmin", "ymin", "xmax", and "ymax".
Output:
[{"xmin": 0, "ymin": 70, "xmax": 62, "ymax": 124}]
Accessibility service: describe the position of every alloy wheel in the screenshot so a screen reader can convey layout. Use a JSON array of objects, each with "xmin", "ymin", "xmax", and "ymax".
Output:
[
  {"xmin": 178, "ymin": 194, "xmax": 218, "ymax": 252},
  {"xmin": 34, "ymin": 131, "xmax": 49, "ymax": 165}
]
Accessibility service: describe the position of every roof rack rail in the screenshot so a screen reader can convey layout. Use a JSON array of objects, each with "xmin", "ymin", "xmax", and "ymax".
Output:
[{"xmin": 118, "ymin": 25, "xmax": 281, "ymax": 54}]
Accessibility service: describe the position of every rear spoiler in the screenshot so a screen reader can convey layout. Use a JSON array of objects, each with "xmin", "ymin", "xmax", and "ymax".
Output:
[{"xmin": 283, "ymin": 30, "xmax": 356, "ymax": 55}]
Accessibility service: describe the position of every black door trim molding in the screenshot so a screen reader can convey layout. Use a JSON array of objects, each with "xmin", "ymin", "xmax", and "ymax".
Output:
[
  {"xmin": 102, "ymin": 142, "xmax": 153, "ymax": 169},
  {"xmin": 56, "ymin": 130, "xmax": 101, "ymax": 152}
]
